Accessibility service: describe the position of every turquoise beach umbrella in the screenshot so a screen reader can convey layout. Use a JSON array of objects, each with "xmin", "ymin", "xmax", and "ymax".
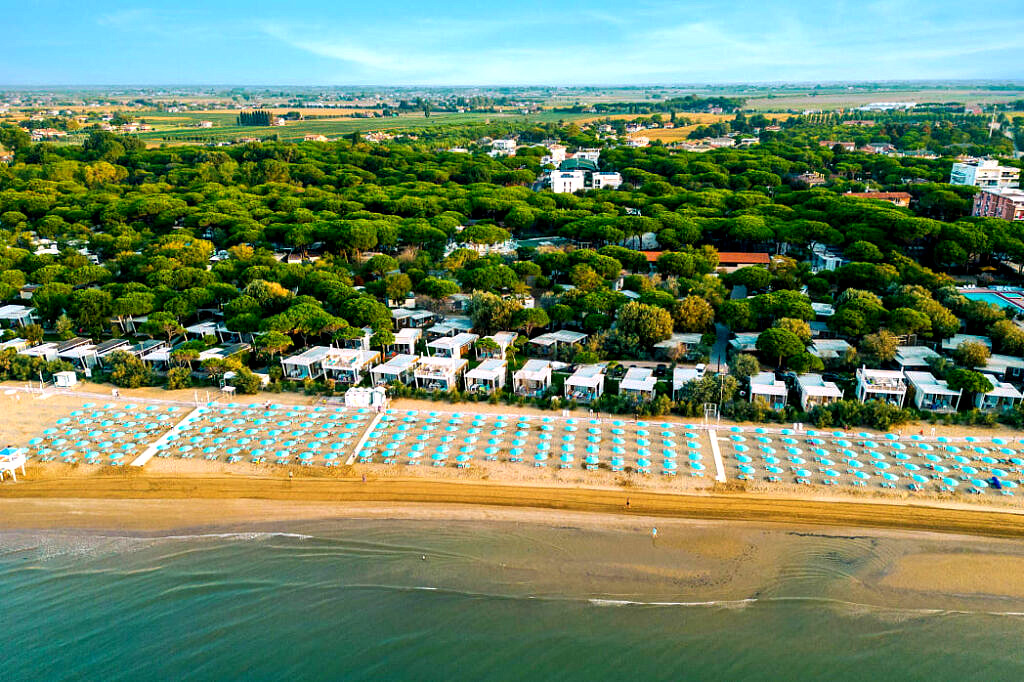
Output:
[
  {"xmin": 794, "ymin": 468, "xmax": 811, "ymax": 477},
  {"xmin": 736, "ymin": 453, "xmax": 752, "ymax": 463},
  {"xmin": 766, "ymin": 465, "xmax": 783, "ymax": 474},
  {"xmin": 637, "ymin": 457, "xmax": 651, "ymax": 468},
  {"xmin": 737, "ymin": 464, "xmax": 754, "ymax": 474}
]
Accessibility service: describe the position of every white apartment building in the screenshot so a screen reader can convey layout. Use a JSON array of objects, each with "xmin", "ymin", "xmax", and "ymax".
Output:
[
  {"xmin": 490, "ymin": 139, "xmax": 518, "ymax": 156},
  {"xmin": 591, "ymin": 172, "xmax": 623, "ymax": 190},
  {"xmin": 950, "ymin": 158, "xmax": 1020, "ymax": 189},
  {"xmin": 551, "ymin": 170, "xmax": 586, "ymax": 193}
]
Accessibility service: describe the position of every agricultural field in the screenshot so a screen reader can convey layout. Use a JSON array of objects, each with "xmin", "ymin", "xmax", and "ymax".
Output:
[
  {"xmin": 743, "ymin": 87, "xmax": 1024, "ymax": 111},
  {"xmin": 133, "ymin": 109, "xmax": 594, "ymax": 145}
]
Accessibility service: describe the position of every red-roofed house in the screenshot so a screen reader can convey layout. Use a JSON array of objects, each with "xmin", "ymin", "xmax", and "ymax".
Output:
[{"xmin": 845, "ymin": 191, "xmax": 911, "ymax": 207}]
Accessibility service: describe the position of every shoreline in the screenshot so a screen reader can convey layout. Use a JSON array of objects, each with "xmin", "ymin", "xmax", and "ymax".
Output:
[{"xmin": 3, "ymin": 474, "xmax": 1024, "ymax": 539}]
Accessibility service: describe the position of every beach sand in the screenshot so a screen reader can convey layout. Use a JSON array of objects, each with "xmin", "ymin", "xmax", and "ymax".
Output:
[{"xmin": 3, "ymin": 381, "xmax": 1024, "ymax": 543}]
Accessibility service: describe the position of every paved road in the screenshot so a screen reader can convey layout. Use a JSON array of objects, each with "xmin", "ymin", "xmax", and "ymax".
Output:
[{"xmin": 711, "ymin": 322, "xmax": 730, "ymax": 374}]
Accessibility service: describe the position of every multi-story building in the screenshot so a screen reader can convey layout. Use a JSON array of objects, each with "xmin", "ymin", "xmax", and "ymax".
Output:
[
  {"xmin": 972, "ymin": 188, "xmax": 1024, "ymax": 222},
  {"xmin": 950, "ymin": 158, "xmax": 1020, "ymax": 189}
]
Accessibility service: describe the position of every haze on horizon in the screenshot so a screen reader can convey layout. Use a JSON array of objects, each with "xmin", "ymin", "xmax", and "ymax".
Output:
[{"xmin": 3, "ymin": 0, "xmax": 1024, "ymax": 86}]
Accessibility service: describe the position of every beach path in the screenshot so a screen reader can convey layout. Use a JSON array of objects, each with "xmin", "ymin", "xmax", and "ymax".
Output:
[
  {"xmin": 708, "ymin": 429, "xmax": 726, "ymax": 482},
  {"xmin": 131, "ymin": 406, "xmax": 203, "ymax": 467},
  {"xmin": 346, "ymin": 412, "xmax": 384, "ymax": 465}
]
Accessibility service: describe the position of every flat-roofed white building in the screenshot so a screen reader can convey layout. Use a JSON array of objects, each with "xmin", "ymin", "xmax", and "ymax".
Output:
[
  {"xmin": 18, "ymin": 342, "xmax": 59, "ymax": 362},
  {"xmin": 729, "ymin": 332, "xmax": 760, "ymax": 353},
  {"xmin": 0, "ymin": 304, "xmax": 36, "ymax": 328},
  {"xmin": 322, "ymin": 349, "xmax": 380, "ymax": 384},
  {"xmin": 564, "ymin": 364, "xmax": 605, "ymax": 403},
  {"xmin": 389, "ymin": 327, "xmax": 422, "ymax": 356},
  {"xmin": 476, "ymin": 331, "xmax": 518, "ymax": 360},
  {"xmin": 370, "ymin": 353, "xmax": 420, "ymax": 385},
  {"xmin": 513, "ymin": 359, "xmax": 564, "ymax": 397},
  {"xmin": 940, "ymin": 334, "xmax": 992, "ymax": 353},
  {"xmin": 57, "ymin": 339, "xmax": 99, "ymax": 371},
  {"xmin": 528, "ymin": 330, "xmax": 587, "ymax": 357},
  {"xmin": 391, "ymin": 308, "xmax": 435, "ymax": 329},
  {"xmin": 950, "ymin": 158, "xmax": 1020, "ymax": 189},
  {"xmin": 856, "ymin": 367, "xmax": 907, "ymax": 406},
  {"xmin": 749, "ymin": 372, "xmax": 788, "ymax": 410},
  {"xmin": 414, "ymin": 356, "xmax": 467, "ymax": 392},
  {"xmin": 906, "ymin": 371, "xmax": 962, "ymax": 413},
  {"xmin": 591, "ymin": 172, "xmax": 623, "ymax": 190},
  {"xmin": 0, "ymin": 337, "xmax": 29, "ymax": 353},
  {"xmin": 985, "ymin": 353, "xmax": 1024, "ymax": 382},
  {"xmin": 427, "ymin": 332, "xmax": 479, "ymax": 359},
  {"xmin": 280, "ymin": 346, "xmax": 333, "ymax": 380},
  {"xmin": 976, "ymin": 375, "xmax": 1022, "ymax": 412},
  {"xmin": 465, "ymin": 358, "xmax": 507, "ymax": 393},
  {"xmin": 551, "ymin": 170, "xmax": 585, "ymax": 193},
  {"xmin": 810, "ymin": 338, "xmax": 853, "ymax": 360},
  {"xmin": 672, "ymin": 367, "xmax": 703, "ymax": 399},
  {"xmin": 620, "ymin": 367, "xmax": 657, "ymax": 400},
  {"xmin": 797, "ymin": 374, "xmax": 843, "ymax": 411},
  {"xmin": 894, "ymin": 345, "xmax": 940, "ymax": 370},
  {"xmin": 655, "ymin": 332, "xmax": 703, "ymax": 358}
]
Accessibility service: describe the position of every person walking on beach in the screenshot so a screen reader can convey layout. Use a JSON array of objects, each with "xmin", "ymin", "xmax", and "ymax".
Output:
[{"xmin": 626, "ymin": 498, "xmax": 630, "ymax": 509}]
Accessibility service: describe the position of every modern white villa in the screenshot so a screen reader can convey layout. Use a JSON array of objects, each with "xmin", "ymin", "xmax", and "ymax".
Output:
[
  {"xmin": 465, "ymin": 358, "xmax": 507, "ymax": 393},
  {"xmin": 370, "ymin": 353, "xmax": 420, "ymax": 385},
  {"xmin": 855, "ymin": 367, "xmax": 907, "ymax": 406},
  {"xmin": 620, "ymin": 367, "xmax": 658, "ymax": 401},
  {"xmin": 749, "ymin": 372, "xmax": 788, "ymax": 410},
  {"xmin": 796, "ymin": 374, "xmax": 844, "ymax": 411},
  {"xmin": 905, "ymin": 371, "xmax": 962, "ymax": 413},
  {"xmin": 413, "ymin": 356, "xmax": 468, "ymax": 392},
  {"xmin": 563, "ymin": 364, "xmax": 605, "ymax": 403}
]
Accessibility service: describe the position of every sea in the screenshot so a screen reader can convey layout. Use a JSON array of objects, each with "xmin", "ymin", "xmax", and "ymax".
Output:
[{"xmin": 3, "ymin": 517, "xmax": 1024, "ymax": 681}]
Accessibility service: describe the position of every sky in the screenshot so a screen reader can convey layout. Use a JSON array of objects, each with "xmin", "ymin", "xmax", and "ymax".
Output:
[{"xmin": 2, "ymin": 0, "xmax": 1023, "ymax": 86}]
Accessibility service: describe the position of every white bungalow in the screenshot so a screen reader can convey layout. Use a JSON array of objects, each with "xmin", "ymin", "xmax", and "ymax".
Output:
[
  {"xmin": 95, "ymin": 338, "xmax": 131, "ymax": 365},
  {"xmin": 984, "ymin": 354, "xmax": 1024, "ymax": 383},
  {"xmin": 729, "ymin": 332, "xmax": 759, "ymax": 353},
  {"xmin": 855, "ymin": 367, "xmax": 907, "ymax": 406},
  {"xmin": 672, "ymin": 367, "xmax": 702, "ymax": 400},
  {"xmin": 185, "ymin": 321, "xmax": 232, "ymax": 343},
  {"xmin": 810, "ymin": 338, "xmax": 853, "ymax": 361},
  {"xmin": 139, "ymin": 346, "xmax": 171, "ymax": 371},
  {"xmin": 280, "ymin": 346, "xmax": 333, "ymax": 380},
  {"xmin": 389, "ymin": 327, "xmax": 421, "ymax": 356},
  {"xmin": 18, "ymin": 342, "xmax": 59, "ymax": 362},
  {"xmin": 620, "ymin": 367, "xmax": 657, "ymax": 401},
  {"xmin": 976, "ymin": 376, "xmax": 1023, "ymax": 412},
  {"xmin": 0, "ymin": 304, "xmax": 36, "ymax": 328},
  {"xmin": 905, "ymin": 371, "xmax": 962, "ymax": 413},
  {"xmin": 654, "ymin": 332, "xmax": 703, "ymax": 358},
  {"xmin": 796, "ymin": 374, "xmax": 843, "ymax": 411},
  {"xmin": 528, "ymin": 330, "xmax": 587, "ymax": 357},
  {"xmin": 894, "ymin": 345, "xmax": 940, "ymax": 370},
  {"xmin": 370, "ymin": 353, "xmax": 420, "ymax": 385},
  {"xmin": 322, "ymin": 349, "xmax": 380, "ymax": 384},
  {"xmin": 749, "ymin": 372, "xmax": 788, "ymax": 410},
  {"xmin": 564, "ymin": 364, "xmax": 605, "ymax": 403},
  {"xmin": 338, "ymin": 327, "xmax": 373, "ymax": 351},
  {"xmin": 427, "ymin": 332, "xmax": 479, "ymax": 359},
  {"xmin": 940, "ymin": 334, "xmax": 992, "ymax": 353},
  {"xmin": 0, "ymin": 337, "xmax": 29, "ymax": 353},
  {"xmin": 425, "ymin": 317, "xmax": 473, "ymax": 339},
  {"xmin": 414, "ymin": 356, "xmax": 467, "ymax": 392},
  {"xmin": 465, "ymin": 358, "xmax": 507, "ymax": 393},
  {"xmin": 57, "ymin": 338, "xmax": 99, "ymax": 371},
  {"xmin": 391, "ymin": 308, "xmax": 435, "ymax": 329},
  {"xmin": 513, "ymin": 359, "xmax": 563, "ymax": 397},
  {"xmin": 476, "ymin": 331, "xmax": 518, "ymax": 360}
]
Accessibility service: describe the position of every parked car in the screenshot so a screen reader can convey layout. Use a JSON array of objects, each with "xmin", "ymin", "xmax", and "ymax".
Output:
[{"xmin": 655, "ymin": 364, "xmax": 667, "ymax": 378}]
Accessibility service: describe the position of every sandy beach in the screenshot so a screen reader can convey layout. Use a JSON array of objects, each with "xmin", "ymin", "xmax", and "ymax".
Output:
[{"xmin": 3, "ymin": 381, "xmax": 1024, "ymax": 543}]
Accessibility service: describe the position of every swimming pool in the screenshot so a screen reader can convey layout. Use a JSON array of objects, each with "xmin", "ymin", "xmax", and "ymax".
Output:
[{"xmin": 961, "ymin": 289, "xmax": 1024, "ymax": 313}]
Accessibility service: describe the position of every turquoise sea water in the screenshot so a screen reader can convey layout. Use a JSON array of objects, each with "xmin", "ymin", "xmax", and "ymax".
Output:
[{"xmin": 3, "ymin": 519, "xmax": 1024, "ymax": 680}]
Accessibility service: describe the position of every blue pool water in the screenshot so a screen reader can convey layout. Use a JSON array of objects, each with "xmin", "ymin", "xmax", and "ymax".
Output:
[{"xmin": 962, "ymin": 290, "xmax": 1024, "ymax": 312}]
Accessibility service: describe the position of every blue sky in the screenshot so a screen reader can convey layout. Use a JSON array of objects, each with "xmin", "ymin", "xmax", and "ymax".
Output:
[{"xmin": 3, "ymin": 0, "xmax": 1023, "ymax": 85}]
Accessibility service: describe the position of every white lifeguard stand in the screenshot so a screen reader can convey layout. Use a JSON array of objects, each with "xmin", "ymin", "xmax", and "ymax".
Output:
[{"xmin": 53, "ymin": 371, "xmax": 77, "ymax": 388}]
